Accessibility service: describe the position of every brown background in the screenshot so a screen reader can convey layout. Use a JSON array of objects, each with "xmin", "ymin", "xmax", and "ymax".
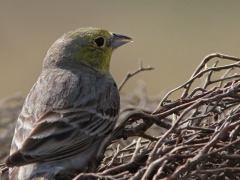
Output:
[{"xmin": 1, "ymin": 1, "xmax": 240, "ymax": 99}]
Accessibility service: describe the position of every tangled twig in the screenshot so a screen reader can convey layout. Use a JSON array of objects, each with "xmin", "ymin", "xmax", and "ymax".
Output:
[{"xmin": 77, "ymin": 53, "xmax": 240, "ymax": 180}]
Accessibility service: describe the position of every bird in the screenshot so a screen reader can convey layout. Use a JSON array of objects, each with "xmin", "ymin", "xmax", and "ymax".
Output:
[{"xmin": 5, "ymin": 27, "xmax": 132, "ymax": 180}]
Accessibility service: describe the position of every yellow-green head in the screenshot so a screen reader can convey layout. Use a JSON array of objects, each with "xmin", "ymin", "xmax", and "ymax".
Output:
[{"xmin": 43, "ymin": 27, "xmax": 132, "ymax": 73}]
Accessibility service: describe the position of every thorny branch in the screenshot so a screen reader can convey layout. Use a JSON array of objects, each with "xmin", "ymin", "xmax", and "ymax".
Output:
[{"xmin": 1, "ymin": 53, "xmax": 240, "ymax": 180}]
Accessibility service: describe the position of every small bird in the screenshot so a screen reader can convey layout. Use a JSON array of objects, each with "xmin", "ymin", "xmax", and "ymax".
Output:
[{"xmin": 5, "ymin": 27, "xmax": 132, "ymax": 180}]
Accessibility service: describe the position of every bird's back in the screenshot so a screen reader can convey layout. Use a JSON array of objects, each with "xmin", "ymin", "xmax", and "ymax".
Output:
[{"xmin": 7, "ymin": 67, "xmax": 120, "ymax": 179}]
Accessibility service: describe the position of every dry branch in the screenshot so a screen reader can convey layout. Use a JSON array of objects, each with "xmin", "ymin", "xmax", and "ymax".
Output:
[{"xmin": 118, "ymin": 60, "xmax": 154, "ymax": 91}]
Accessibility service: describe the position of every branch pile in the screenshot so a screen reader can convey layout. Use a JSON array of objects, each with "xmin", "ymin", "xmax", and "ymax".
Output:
[{"xmin": 75, "ymin": 53, "xmax": 240, "ymax": 180}]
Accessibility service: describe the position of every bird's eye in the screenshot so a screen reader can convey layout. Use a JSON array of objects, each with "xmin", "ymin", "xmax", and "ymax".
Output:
[{"xmin": 94, "ymin": 37, "xmax": 105, "ymax": 47}]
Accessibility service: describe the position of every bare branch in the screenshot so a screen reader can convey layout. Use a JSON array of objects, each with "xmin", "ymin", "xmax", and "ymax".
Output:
[{"xmin": 118, "ymin": 60, "xmax": 154, "ymax": 91}]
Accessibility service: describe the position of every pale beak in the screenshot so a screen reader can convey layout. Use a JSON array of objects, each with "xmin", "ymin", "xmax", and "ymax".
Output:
[{"xmin": 111, "ymin": 33, "xmax": 133, "ymax": 49}]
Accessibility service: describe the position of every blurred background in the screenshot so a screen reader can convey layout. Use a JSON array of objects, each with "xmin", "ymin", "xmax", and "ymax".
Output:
[{"xmin": 1, "ymin": 1, "xmax": 240, "ymax": 100}]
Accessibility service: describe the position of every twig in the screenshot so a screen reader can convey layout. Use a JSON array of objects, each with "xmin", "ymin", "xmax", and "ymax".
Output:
[{"xmin": 118, "ymin": 60, "xmax": 154, "ymax": 91}]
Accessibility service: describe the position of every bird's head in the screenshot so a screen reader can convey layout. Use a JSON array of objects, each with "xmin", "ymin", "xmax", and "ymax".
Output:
[{"xmin": 43, "ymin": 27, "xmax": 132, "ymax": 73}]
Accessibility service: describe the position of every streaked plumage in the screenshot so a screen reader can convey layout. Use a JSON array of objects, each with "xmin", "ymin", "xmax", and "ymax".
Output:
[{"xmin": 5, "ymin": 27, "xmax": 132, "ymax": 180}]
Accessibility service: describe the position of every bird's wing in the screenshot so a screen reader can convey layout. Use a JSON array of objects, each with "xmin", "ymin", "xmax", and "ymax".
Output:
[
  {"xmin": 6, "ymin": 69, "xmax": 119, "ymax": 166},
  {"xmin": 23, "ymin": 107, "xmax": 118, "ymax": 162}
]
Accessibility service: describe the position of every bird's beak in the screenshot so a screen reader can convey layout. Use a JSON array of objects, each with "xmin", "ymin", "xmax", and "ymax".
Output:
[{"xmin": 111, "ymin": 33, "xmax": 133, "ymax": 49}]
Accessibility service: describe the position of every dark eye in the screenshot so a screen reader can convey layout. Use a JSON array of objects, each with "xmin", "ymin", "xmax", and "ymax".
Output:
[{"xmin": 94, "ymin": 37, "xmax": 104, "ymax": 47}]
